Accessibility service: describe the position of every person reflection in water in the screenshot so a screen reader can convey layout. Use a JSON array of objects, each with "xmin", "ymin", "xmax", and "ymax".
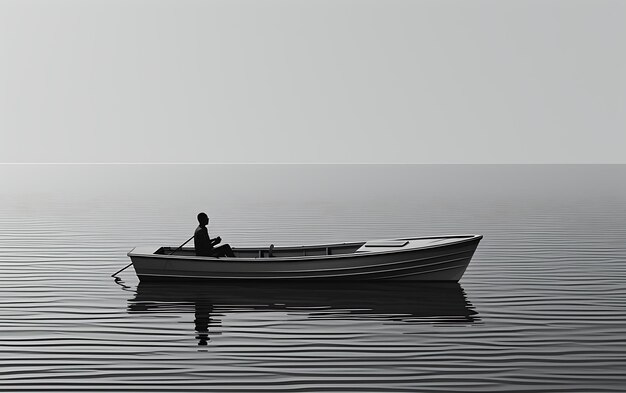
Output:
[
  {"xmin": 194, "ymin": 212, "xmax": 235, "ymax": 257},
  {"xmin": 194, "ymin": 301, "xmax": 212, "ymax": 346}
]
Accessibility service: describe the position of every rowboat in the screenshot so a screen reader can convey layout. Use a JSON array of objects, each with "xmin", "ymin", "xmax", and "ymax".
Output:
[{"xmin": 127, "ymin": 234, "xmax": 482, "ymax": 281}]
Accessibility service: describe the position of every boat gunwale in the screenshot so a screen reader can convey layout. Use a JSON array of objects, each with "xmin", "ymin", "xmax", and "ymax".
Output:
[{"xmin": 128, "ymin": 234, "xmax": 482, "ymax": 263}]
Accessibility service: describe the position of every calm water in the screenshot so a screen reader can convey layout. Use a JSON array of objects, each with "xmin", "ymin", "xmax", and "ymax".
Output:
[{"xmin": 1, "ymin": 164, "xmax": 626, "ymax": 392}]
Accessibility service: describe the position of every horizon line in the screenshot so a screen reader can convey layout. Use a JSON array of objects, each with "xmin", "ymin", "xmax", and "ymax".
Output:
[{"xmin": 0, "ymin": 162, "xmax": 624, "ymax": 165}]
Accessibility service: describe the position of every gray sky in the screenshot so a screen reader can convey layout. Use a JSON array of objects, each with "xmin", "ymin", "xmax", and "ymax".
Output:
[{"xmin": 1, "ymin": 0, "xmax": 624, "ymax": 163}]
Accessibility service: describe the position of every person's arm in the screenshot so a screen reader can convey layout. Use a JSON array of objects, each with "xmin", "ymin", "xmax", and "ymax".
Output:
[{"xmin": 210, "ymin": 236, "xmax": 222, "ymax": 246}]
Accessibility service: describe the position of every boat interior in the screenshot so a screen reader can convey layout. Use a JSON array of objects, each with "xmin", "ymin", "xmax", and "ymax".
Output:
[
  {"xmin": 156, "ymin": 243, "xmax": 365, "ymax": 258},
  {"xmin": 152, "ymin": 237, "xmax": 476, "ymax": 259}
]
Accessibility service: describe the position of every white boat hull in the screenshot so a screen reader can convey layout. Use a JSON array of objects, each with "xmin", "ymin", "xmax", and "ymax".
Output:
[{"xmin": 127, "ymin": 235, "xmax": 482, "ymax": 282}]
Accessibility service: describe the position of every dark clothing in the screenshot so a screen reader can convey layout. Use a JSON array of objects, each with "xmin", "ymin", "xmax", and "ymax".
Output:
[
  {"xmin": 194, "ymin": 226, "xmax": 213, "ymax": 257},
  {"xmin": 211, "ymin": 244, "xmax": 235, "ymax": 258},
  {"xmin": 194, "ymin": 225, "xmax": 235, "ymax": 257}
]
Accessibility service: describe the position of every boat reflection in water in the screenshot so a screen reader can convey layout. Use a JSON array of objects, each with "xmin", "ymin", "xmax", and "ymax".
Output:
[{"xmin": 128, "ymin": 282, "xmax": 480, "ymax": 346}]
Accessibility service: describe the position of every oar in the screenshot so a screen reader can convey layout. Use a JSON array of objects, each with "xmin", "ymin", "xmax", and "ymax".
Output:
[
  {"xmin": 167, "ymin": 235, "xmax": 194, "ymax": 255},
  {"xmin": 111, "ymin": 261, "xmax": 134, "ymax": 278},
  {"xmin": 111, "ymin": 235, "xmax": 194, "ymax": 278}
]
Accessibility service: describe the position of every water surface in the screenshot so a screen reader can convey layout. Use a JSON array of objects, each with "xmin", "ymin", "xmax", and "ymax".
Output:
[{"xmin": 1, "ymin": 164, "xmax": 625, "ymax": 392}]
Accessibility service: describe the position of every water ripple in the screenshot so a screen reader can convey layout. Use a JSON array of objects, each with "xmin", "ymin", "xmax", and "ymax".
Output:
[{"xmin": 1, "ymin": 164, "xmax": 626, "ymax": 392}]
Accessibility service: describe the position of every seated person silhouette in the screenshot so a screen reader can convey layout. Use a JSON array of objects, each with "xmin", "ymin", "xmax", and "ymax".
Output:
[{"xmin": 194, "ymin": 212, "xmax": 235, "ymax": 258}]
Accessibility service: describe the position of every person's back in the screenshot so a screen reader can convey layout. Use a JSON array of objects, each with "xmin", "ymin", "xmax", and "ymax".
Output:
[{"xmin": 194, "ymin": 224, "xmax": 213, "ymax": 257}]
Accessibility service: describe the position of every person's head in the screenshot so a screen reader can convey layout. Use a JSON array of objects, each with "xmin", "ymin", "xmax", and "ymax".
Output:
[{"xmin": 197, "ymin": 212, "xmax": 209, "ymax": 226}]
